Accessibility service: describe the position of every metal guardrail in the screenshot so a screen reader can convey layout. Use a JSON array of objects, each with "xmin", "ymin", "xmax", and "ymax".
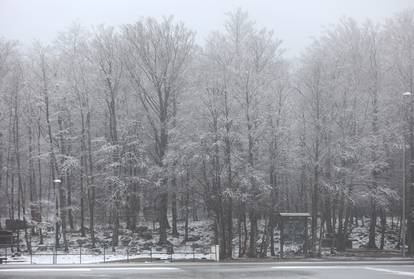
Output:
[{"xmin": 0, "ymin": 244, "xmax": 215, "ymax": 264}]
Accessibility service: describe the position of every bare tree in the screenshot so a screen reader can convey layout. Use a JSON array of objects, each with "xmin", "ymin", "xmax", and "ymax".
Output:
[
  {"xmin": 91, "ymin": 25, "xmax": 123, "ymax": 249},
  {"xmin": 124, "ymin": 17, "xmax": 194, "ymax": 244}
]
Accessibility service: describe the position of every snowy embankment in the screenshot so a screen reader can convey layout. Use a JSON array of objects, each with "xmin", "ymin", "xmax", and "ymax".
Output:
[
  {"xmin": 6, "ymin": 252, "xmax": 211, "ymax": 265},
  {"xmin": 1, "ymin": 217, "xmax": 402, "ymax": 264},
  {"xmin": 2, "ymin": 220, "xmax": 214, "ymax": 264}
]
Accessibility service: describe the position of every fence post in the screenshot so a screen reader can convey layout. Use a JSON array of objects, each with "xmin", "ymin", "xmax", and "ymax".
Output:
[
  {"xmin": 127, "ymin": 248, "xmax": 129, "ymax": 263},
  {"xmin": 80, "ymin": 245, "xmax": 82, "ymax": 264},
  {"xmin": 53, "ymin": 246, "xmax": 56, "ymax": 264},
  {"xmin": 30, "ymin": 248, "xmax": 32, "ymax": 264},
  {"xmin": 103, "ymin": 246, "xmax": 106, "ymax": 263}
]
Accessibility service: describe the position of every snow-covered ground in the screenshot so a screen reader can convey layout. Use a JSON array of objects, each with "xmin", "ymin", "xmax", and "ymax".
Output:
[
  {"xmin": 1, "ymin": 220, "xmax": 215, "ymax": 264},
  {"xmin": 5, "ymin": 252, "xmax": 212, "ymax": 264},
  {"xmin": 0, "ymin": 217, "xmax": 402, "ymax": 263},
  {"xmin": 350, "ymin": 220, "xmax": 400, "ymax": 250}
]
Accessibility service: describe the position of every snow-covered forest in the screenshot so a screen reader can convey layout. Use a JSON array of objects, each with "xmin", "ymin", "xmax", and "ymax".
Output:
[{"xmin": 1, "ymin": 8, "xmax": 414, "ymax": 259}]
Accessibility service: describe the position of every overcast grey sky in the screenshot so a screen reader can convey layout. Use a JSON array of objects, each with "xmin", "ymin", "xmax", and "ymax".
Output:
[{"xmin": 0, "ymin": 0, "xmax": 413, "ymax": 56}]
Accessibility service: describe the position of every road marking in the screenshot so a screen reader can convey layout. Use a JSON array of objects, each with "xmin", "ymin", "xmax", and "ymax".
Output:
[
  {"xmin": 272, "ymin": 266, "xmax": 358, "ymax": 269},
  {"xmin": 0, "ymin": 268, "xmax": 92, "ymax": 272},
  {"xmin": 92, "ymin": 267, "xmax": 181, "ymax": 271},
  {"xmin": 365, "ymin": 267, "xmax": 414, "ymax": 277},
  {"xmin": 0, "ymin": 267, "xmax": 180, "ymax": 273}
]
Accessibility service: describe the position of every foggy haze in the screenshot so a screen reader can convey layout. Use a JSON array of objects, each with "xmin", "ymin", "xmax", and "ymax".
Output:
[{"xmin": 1, "ymin": 0, "xmax": 412, "ymax": 56}]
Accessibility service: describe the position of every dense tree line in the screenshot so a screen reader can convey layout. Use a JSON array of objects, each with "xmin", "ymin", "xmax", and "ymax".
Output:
[{"xmin": 1, "ymin": 9, "xmax": 414, "ymax": 258}]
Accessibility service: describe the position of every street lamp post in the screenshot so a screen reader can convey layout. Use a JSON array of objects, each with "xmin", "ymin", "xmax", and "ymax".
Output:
[{"xmin": 402, "ymin": 92, "xmax": 411, "ymax": 257}]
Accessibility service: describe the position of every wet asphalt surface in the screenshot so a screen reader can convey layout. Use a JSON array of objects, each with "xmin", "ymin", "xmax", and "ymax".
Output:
[{"xmin": 1, "ymin": 261, "xmax": 414, "ymax": 278}]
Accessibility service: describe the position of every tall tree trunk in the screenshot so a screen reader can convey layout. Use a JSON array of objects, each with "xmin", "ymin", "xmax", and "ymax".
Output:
[
  {"xmin": 259, "ymin": 217, "xmax": 271, "ymax": 258},
  {"xmin": 106, "ymin": 85, "xmax": 120, "ymax": 248},
  {"xmin": 66, "ymin": 173, "xmax": 74, "ymax": 231},
  {"xmin": 111, "ymin": 205, "xmax": 119, "ymax": 251},
  {"xmin": 408, "ymin": 90, "xmax": 414, "ymax": 254},
  {"xmin": 380, "ymin": 209, "xmax": 386, "ymax": 250},
  {"xmin": 368, "ymin": 68, "xmax": 379, "ymax": 249},
  {"xmin": 171, "ymin": 91, "xmax": 179, "ymax": 237},
  {"xmin": 28, "ymin": 125, "xmax": 36, "ymax": 222},
  {"xmin": 41, "ymin": 54, "xmax": 62, "ymax": 250},
  {"xmin": 367, "ymin": 197, "xmax": 377, "ymax": 249},
  {"xmin": 238, "ymin": 208, "xmax": 242, "ymax": 257},
  {"xmin": 0, "ymin": 133, "xmax": 3, "ymax": 229},
  {"xmin": 311, "ymin": 146, "xmax": 320, "ymax": 257},
  {"xmin": 65, "ymin": 114, "xmax": 74, "ymax": 231},
  {"xmin": 86, "ymin": 111, "xmax": 95, "ymax": 247},
  {"xmin": 171, "ymin": 191, "xmax": 178, "ymax": 237},
  {"xmin": 248, "ymin": 209, "xmax": 258, "ymax": 257},
  {"xmin": 57, "ymin": 114, "xmax": 68, "ymax": 252},
  {"xmin": 243, "ymin": 208, "xmax": 248, "ymax": 257},
  {"xmin": 157, "ymin": 108, "xmax": 169, "ymax": 245},
  {"xmin": 37, "ymin": 113, "xmax": 43, "ymax": 244},
  {"xmin": 183, "ymin": 170, "xmax": 190, "ymax": 243},
  {"xmin": 80, "ymin": 109, "xmax": 87, "ymax": 237},
  {"xmin": 311, "ymin": 84, "xmax": 321, "ymax": 257},
  {"xmin": 224, "ymin": 89, "xmax": 233, "ymax": 258},
  {"xmin": 269, "ymin": 213, "xmax": 275, "ymax": 257},
  {"xmin": 158, "ymin": 191, "xmax": 169, "ymax": 244},
  {"xmin": 13, "ymin": 80, "xmax": 30, "ymax": 253}
]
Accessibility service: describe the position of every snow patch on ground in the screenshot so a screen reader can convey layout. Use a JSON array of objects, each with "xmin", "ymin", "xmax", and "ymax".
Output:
[{"xmin": 0, "ymin": 217, "xmax": 403, "ymax": 263}]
